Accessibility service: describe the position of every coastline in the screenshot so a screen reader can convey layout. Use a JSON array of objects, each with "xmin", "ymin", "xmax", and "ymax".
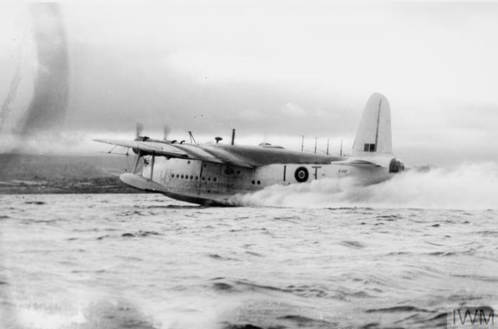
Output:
[
  {"xmin": 0, "ymin": 176, "xmax": 138, "ymax": 194},
  {"xmin": 0, "ymin": 153, "xmax": 139, "ymax": 194}
]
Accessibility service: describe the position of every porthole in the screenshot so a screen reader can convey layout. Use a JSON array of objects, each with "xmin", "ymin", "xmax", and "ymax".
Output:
[
  {"xmin": 208, "ymin": 177, "xmax": 211, "ymax": 181},
  {"xmin": 202, "ymin": 177, "xmax": 205, "ymax": 181},
  {"xmin": 181, "ymin": 175, "xmax": 184, "ymax": 179},
  {"xmin": 171, "ymin": 174, "xmax": 174, "ymax": 178},
  {"xmin": 251, "ymin": 180, "xmax": 255, "ymax": 184},
  {"xmin": 190, "ymin": 175, "xmax": 193, "ymax": 179},
  {"xmin": 195, "ymin": 176, "xmax": 198, "ymax": 180},
  {"xmin": 176, "ymin": 174, "xmax": 179, "ymax": 178},
  {"xmin": 213, "ymin": 177, "xmax": 217, "ymax": 182},
  {"xmin": 257, "ymin": 180, "xmax": 261, "ymax": 185}
]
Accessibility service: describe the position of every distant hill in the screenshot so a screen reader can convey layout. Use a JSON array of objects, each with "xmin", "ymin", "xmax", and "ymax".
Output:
[{"xmin": 0, "ymin": 153, "xmax": 139, "ymax": 193}]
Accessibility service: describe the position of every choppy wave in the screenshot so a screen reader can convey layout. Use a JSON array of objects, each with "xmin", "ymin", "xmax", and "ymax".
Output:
[
  {"xmin": 1, "ymin": 193, "xmax": 497, "ymax": 329},
  {"xmin": 232, "ymin": 162, "xmax": 498, "ymax": 209}
]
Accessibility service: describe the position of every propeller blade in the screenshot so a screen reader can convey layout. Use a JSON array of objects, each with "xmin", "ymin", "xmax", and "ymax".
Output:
[
  {"xmin": 136, "ymin": 122, "xmax": 144, "ymax": 138},
  {"xmin": 163, "ymin": 125, "xmax": 170, "ymax": 141}
]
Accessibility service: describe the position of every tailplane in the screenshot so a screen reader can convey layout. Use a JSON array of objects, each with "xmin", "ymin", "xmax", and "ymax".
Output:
[{"xmin": 352, "ymin": 93, "xmax": 392, "ymax": 156}]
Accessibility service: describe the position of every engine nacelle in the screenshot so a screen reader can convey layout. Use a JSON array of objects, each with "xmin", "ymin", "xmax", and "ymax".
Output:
[
  {"xmin": 132, "ymin": 136, "xmax": 150, "ymax": 154},
  {"xmin": 389, "ymin": 158, "xmax": 405, "ymax": 173}
]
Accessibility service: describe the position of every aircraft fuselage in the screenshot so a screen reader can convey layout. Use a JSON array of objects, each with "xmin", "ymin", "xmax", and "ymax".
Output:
[{"xmin": 120, "ymin": 156, "xmax": 392, "ymax": 205}]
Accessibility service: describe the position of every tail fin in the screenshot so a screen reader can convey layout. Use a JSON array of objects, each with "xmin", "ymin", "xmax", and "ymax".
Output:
[{"xmin": 352, "ymin": 93, "xmax": 392, "ymax": 156}]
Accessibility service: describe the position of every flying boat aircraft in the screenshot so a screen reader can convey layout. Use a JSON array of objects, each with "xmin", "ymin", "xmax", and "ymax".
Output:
[{"xmin": 95, "ymin": 93, "xmax": 405, "ymax": 206}]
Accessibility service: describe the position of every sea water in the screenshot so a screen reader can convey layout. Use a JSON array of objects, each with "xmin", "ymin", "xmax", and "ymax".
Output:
[{"xmin": 0, "ymin": 163, "xmax": 497, "ymax": 329}]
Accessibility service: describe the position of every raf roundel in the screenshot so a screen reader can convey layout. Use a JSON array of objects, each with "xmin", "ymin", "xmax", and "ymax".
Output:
[{"xmin": 294, "ymin": 167, "xmax": 309, "ymax": 183}]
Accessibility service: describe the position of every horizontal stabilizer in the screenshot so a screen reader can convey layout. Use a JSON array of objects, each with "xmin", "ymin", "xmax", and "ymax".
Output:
[{"xmin": 335, "ymin": 156, "xmax": 394, "ymax": 168}]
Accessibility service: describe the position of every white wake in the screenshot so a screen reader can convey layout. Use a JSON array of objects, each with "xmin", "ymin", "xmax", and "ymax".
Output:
[{"xmin": 232, "ymin": 162, "xmax": 498, "ymax": 210}]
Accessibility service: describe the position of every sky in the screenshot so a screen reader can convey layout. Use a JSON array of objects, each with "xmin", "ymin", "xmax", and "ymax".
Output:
[{"xmin": 0, "ymin": 0, "xmax": 497, "ymax": 165}]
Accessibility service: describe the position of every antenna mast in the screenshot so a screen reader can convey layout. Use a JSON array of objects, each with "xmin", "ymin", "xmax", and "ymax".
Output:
[
  {"xmin": 326, "ymin": 138, "xmax": 330, "ymax": 155},
  {"xmin": 231, "ymin": 128, "xmax": 236, "ymax": 145},
  {"xmin": 300, "ymin": 135, "xmax": 304, "ymax": 152},
  {"xmin": 314, "ymin": 137, "xmax": 317, "ymax": 154},
  {"xmin": 188, "ymin": 131, "xmax": 197, "ymax": 144}
]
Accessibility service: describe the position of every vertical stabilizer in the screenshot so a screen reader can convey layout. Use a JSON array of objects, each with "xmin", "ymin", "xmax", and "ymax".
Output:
[{"xmin": 352, "ymin": 93, "xmax": 392, "ymax": 156}]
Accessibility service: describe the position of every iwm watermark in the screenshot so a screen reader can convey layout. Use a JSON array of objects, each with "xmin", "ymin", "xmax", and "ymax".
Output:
[{"xmin": 447, "ymin": 306, "xmax": 495, "ymax": 329}]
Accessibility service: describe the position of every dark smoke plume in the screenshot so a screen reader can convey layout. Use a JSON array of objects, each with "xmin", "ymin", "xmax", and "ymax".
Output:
[
  {"xmin": 21, "ymin": 2, "xmax": 69, "ymax": 135},
  {"xmin": 1, "ymin": 6, "xmax": 69, "ymax": 325},
  {"xmin": 0, "ymin": 63, "xmax": 21, "ymax": 132}
]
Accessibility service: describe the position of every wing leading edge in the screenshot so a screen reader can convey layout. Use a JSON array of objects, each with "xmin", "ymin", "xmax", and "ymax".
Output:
[
  {"xmin": 95, "ymin": 138, "xmax": 229, "ymax": 165},
  {"xmin": 94, "ymin": 139, "xmax": 343, "ymax": 168}
]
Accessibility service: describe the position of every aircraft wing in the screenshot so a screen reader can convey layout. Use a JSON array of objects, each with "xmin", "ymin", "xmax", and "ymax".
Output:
[
  {"xmin": 95, "ymin": 139, "xmax": 189, "ymax": 156},
  {"xmin": 95, "ymin": 139, "xmax": 342, "ymax": 168},
  {"xmin": 202, "ymin": 144, "xmax": 342, "ymax": 167},
  {"xmin": 94, "ymin": 139, "xmax": 233, "ymax": 166}
]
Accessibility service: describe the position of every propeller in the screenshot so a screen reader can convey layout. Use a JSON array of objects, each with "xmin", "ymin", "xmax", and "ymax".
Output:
[
  {"xmin": 133, "ymin": 122, "xmax": 147, "ymax": 155},
  {"xmin": 134, "ymin": 122, "xmax": 150, "ymax": 142},
  {"xmin": 135, "ymin": 122, "xmax": 144, "ymax": 140},
  {"xmin": 163, "ymin": 125, "xmax": 171, "ymax": 141}
]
